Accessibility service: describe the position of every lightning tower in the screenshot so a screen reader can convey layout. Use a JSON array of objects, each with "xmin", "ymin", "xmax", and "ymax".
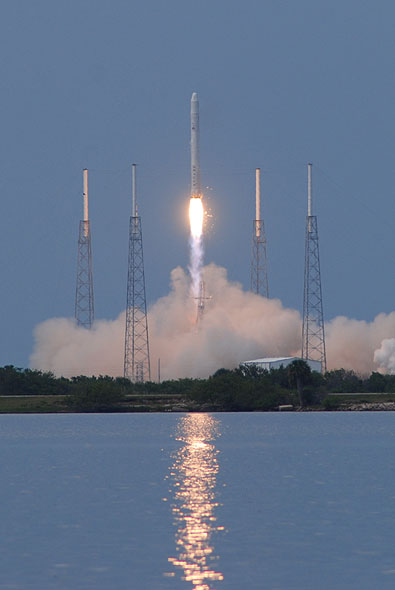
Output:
[
  {"xmin": 302, "ymin": 163, "xmax": 327, "ymax": 372},
  {"xmin": 251, "ymin": 168, "xmax": 269, "ymax": 297},
  {"xmin": 124, "ymin": 164, "xmax": 151, "ymax": 382},
  {"xmin": 75, "ymin": 168, "xmax": 94, "ymax": 328}
]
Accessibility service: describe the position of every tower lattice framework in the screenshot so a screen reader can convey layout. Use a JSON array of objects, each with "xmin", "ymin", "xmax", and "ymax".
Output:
[
  {"xmin": 251, "ymin": 220, "xmax": 269, "ymax": 297},
  {"xmin": 195, "ymin": 279, "xmax": 211, "ymax": 326},
  {"xmin": 75, "ymin": 169, "xmax": 94, "ymax": 328},
  {"xmin": 124, "ymin": 165, "xmax": 151, "ymax": 382},
  {"xmin": 251, "ymin": 168, "xmax": 269, "ymax": 297},
  {"xmin": 302, "ymin": 163, "xmax": 327, "ymax": 372}
]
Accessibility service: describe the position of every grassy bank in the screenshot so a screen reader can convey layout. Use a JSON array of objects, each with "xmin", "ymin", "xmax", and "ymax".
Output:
[
  {"xmin": 0, "ymin": 395, "xmax": 69, "ymax": 413},
  {"xmin": 0, "ymin": 393, "xmax": 192, "ymax": 414},
  {"xmin": 2, "ymin": 392, "xmax": 395, "ymax": 413}
]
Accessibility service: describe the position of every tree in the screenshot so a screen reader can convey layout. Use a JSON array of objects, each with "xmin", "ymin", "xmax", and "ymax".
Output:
[
  {"xmin": 365, "ymin": 372, "xmax": 386, "ymax": 393},
  {"xmin": 66, "ymin": 380, "xmax": 125, "ymax": 411},
  {"xmin": 288, "ymin": 360, "xmax": 312, "ymax": 407},
  {"xmin": 324, "ymin": 369, "xmax": 362, "ymax": 393}
]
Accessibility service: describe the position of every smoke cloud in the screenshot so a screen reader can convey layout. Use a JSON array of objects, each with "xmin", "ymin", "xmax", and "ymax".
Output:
[
  {"xmin": 30, "ymin": 264, "xmax": 395, "ymax": 379},
  {"xmin": 30, "ymin": 264, "xmax": 301, "ymax": 379},
  {"xmin": 374, "ymin": 337, "xmax": 395, "ymax": 374},
  {"xmin": 326, "ymin": 313, "xmax": 395, "ymax": 375}
]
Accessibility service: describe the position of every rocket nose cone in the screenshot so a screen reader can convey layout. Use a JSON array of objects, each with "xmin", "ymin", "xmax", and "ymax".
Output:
[{"xmin": 191, "ymin": 92, "xmax": 198, "ymax": 101}]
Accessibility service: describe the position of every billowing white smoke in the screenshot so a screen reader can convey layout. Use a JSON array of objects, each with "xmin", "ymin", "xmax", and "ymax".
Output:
[
  {"xmin": 30, "ymin": 264, "xmax": 395, "ymax": 379},
  {"xmin": 149, "ymin": 264, "xmax": 301, "ymax": 379},
  {"xmin": 30, "ymin": 264, "xmax": 301, "ymax": 379},
  {"xmin": 30, "ymin": 316, "xmax": 125, "ymax": 378},
  {"xmin": 374, "ymin": 338, "xmax": 395, "ymax": 374},
  {"xmin": 325, "ymin": 313, "xmax": 395, "ymax": 374}
]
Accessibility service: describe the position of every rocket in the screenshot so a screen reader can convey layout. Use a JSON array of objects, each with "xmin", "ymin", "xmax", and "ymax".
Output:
[{"xmin": 190, "ymin": 92, "xmax": 202, "ymax": 198}]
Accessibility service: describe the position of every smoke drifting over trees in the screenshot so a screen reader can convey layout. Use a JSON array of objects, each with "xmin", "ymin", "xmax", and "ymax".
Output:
[{"xmin": 30, "ymin": 264, "xmax": 395, "ymax": 379}]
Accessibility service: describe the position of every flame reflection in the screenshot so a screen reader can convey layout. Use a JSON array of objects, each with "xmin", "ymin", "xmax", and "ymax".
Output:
[{"xmin": 168, "ymin": 413, "xmax": 224, "ymax": 589}]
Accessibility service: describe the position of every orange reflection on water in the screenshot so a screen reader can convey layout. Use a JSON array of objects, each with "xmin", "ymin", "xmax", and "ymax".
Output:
[{"xmin": 168, "ymin": 413, "xmax": 224, "ymax": 589}]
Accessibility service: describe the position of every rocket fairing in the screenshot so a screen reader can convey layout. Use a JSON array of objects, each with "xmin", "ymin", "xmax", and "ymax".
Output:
[{"xmin": 190, "ymin": 92, "xmax": 202, "ymax": 198}]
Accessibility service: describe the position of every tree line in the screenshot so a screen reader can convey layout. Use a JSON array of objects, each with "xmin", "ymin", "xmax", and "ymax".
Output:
[{"xmin": 1, "ymin": 362, "xmax": 395, "ymax": 412}]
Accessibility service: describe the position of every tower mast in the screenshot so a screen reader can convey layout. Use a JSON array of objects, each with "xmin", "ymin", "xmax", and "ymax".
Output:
[
  {"xmin": 251, "ymin": 168, "xmax": 269, "ymax": 297},
  {"xmin": 302, "ymin": 163, "xmax": 327, "ymax": 372},
  {"xmin": 124, "ymin": 164, "xmax": 151, "ymax": 382},
  {"xmin": 75, "ymin": 168, "xmax": 94, "ymax": 328}
]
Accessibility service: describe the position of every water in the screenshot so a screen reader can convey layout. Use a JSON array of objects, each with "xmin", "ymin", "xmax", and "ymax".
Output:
[{"xmin": 1, "ymin": 412, "xmax": 395, "ymax": 589}]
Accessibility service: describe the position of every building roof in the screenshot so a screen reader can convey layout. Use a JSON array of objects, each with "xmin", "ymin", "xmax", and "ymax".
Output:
[{"xmin": 244, "ymin": 357, "xmax": 296, "ymax": 364}]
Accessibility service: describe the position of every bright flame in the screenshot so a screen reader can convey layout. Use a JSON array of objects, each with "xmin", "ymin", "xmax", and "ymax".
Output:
[{"xmin": 189, "ymin": 197, "xmax": 204, "ymax": 238}]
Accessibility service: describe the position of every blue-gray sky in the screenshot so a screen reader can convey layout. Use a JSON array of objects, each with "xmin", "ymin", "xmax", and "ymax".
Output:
[{"xmin": 1, "ymin": 0, "xmax": 394, "ymax": 368}]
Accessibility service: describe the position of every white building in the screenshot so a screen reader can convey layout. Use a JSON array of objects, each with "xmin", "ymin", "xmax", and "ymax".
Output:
[{"xmin": 243, "ymin": 356, "xmax": 322, "ymax": 373}]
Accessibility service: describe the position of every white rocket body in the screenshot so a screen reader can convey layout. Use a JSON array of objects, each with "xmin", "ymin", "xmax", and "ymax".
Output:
[{"xmin": 190, "ymin": 92, "xmax": 201, "ymax": 198}]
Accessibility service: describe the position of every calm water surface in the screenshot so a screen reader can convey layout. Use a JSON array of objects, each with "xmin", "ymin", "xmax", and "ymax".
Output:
[{"xmin": 1, "ymin": 412, "xmax": 395, "ymax": 589}]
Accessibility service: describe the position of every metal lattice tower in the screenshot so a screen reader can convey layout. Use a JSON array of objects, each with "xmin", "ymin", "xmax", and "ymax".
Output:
[
  {"xmin": 195, "ymin": 279, "xmax": 211, "ymax": 326},
  {"xmin": 302, "ymin": 163, "xmax": 327, "ymax": 373},
  {"xmin": 75, "ymin": 168, "xmax": 94, "ymax": 328},
  {"xmin": 124, "ymin": 164, "xmax": 151, "ymax": 382},
  {"xmin": 196, "ymin": 280, "xmax": 205, "ymax": 325},
  {"xmin": 251, "ymin": 168, "xmax": 269, "ymax": 297}
]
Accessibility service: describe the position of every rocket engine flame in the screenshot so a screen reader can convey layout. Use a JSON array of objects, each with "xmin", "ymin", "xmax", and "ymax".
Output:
[
  {"xmin": 189, "ymin": 197, "xmax": 204, "ymax": 299},
  {"xmin": 189, "ymin": 197, "xmax": 204, "ymax": 238}
]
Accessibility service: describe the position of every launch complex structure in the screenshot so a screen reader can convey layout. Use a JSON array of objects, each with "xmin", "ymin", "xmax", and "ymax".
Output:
[
  {"xmin": 75, "ymin": 169, "xmax": 94, "ymax": 329},
  {"xmin": 72, "ymin": 94, "xmax": 327, "ymax": 381},
  {"xmin": 250, "ymin": 162, "xmax": 326, "ymax": 372},
  {"xmin": 123, "ymin": 164, "xmax": 151, "ymax": 382},
  {"xmin": 302, "ymin": 163, "xmax": 327, "ymax": 372}
]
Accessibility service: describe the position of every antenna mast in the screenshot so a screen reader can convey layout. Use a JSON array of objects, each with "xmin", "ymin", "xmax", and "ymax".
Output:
[
  {"xmin": 251, "ymin": 168, "xmax": 269, "ymax": 296},
  {"xmin": 302, "ymin": 163, "xmax": 327, "ymax": 372},
  {"xmin": 75, "ymin": 168, "xmax": 94, "ymax": 328},
  {"xmin": 124, "ymin": 164, "xmax": 151, "ymax": 382}
]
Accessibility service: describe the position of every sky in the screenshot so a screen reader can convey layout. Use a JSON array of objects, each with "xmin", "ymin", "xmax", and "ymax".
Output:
[{"xmin": 1, "ymin": 0, "xmax": 395, "ymax": 370}]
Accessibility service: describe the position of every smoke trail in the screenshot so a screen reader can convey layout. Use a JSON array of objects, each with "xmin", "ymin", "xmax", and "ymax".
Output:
[{"xmin": 188, "ymin": 234, "xmax": 204, "ymax": 299}]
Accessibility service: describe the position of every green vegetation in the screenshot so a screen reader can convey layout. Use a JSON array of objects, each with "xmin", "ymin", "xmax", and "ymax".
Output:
[
  {"xmin": 1, "ymin": 363, "xmax": 395, "ymax": 413},
  {"xmin": 0, "ymin": 395, "xmax": 68, "ymax": 413}
]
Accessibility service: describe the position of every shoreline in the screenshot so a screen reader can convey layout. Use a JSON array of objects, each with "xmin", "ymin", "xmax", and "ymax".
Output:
[{"xmin": 0, "ymin": 394, "xmax": 395, "ymax": 414}]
